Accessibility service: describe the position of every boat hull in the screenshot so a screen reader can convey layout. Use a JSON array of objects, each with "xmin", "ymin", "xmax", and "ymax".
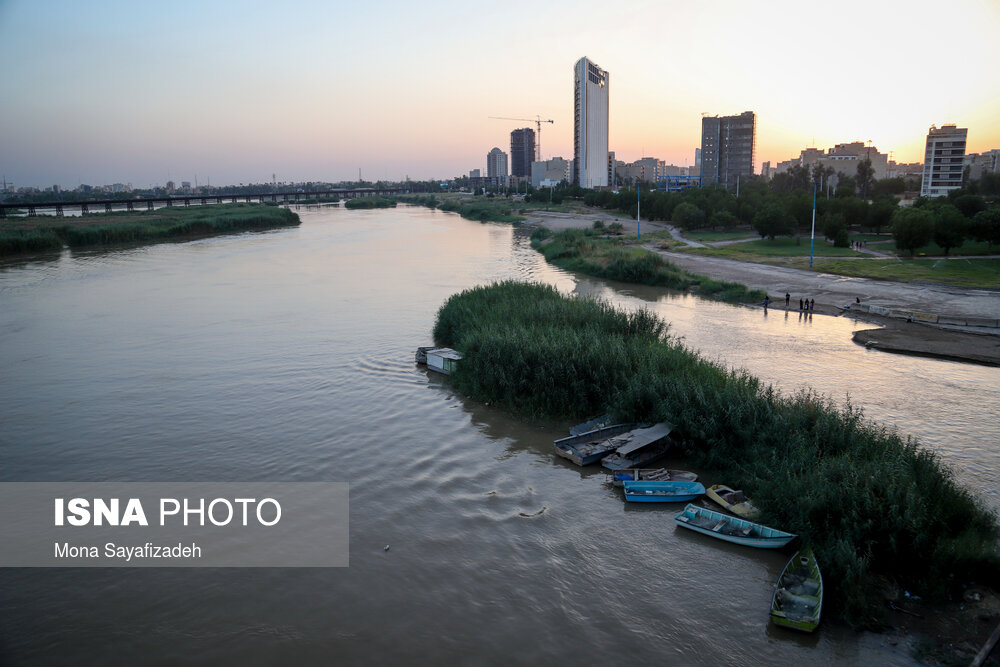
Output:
[
  {"xmin": 706, "ymin": 484, "xmax": 760, "ymax": 520},
  {"xmin": 673, "ymin": 503, "xmax": 795, "ymax": 549},
  {"xmin": 771, "ymin": 547, "xmax": 823, "ymax": 632},
  {"xmin": 623, "ymin": 480, "xmax": 705, "ymax": 503},
  {"xmin": 612, "ymin": 469, "xmax": 698, "ymax": 487},
  {"xmin": 552, "ymin": 423, "xmax": 639, "ymax": 467}
]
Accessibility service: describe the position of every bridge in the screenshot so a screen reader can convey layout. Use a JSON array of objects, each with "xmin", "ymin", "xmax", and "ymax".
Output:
[{"xmin": 0, "ymin": 187, "xmax": 410, "ymax": 218}]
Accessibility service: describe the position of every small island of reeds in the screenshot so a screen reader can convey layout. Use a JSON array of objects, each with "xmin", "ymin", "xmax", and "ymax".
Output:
[
  {"xmin": 343, "ymin": 196, "xmax": 397, "ymax": 209},
  {"xmin": 0, "ymin": 204, "xmax": 300, "ymax": 257},
  {"xmin": 433, "ymin": 280, "xmax": 1000, "ymax": 625}
]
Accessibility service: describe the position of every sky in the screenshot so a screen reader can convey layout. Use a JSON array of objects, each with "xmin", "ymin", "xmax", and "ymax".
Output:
[{"xmin": 1, "ymin": 0, "xmax": 999, "ymax": 188}]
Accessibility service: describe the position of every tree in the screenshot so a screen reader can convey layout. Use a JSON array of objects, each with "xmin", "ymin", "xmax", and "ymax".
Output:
[
  {"xmin": 672, "ymin": 202, "xmax": 706, "ymax": 230},
  {"xmin": 820, "ymin": 212, "xmax": 847, "ymax": 242},
  {"xmin": 872, "ymin": 177, "xmax": 905, "ymax": 196},
  {"xmin": 710, "ymin": 210, "xmax": 738, "ymax": 229},
  {"xmin": 857, "ymin": 159, "xmax": 875, "ymax": 199},
  {"xmin": 969, "ymin": 208, "xmax": 1000, "ymax": 248},
  {"xmin": 867, "ymin": 198, "xmax": 897, "ymax": 235},
  {"xmin": 752, "ymin": 204, "xmax": 795, "ymax": 240},
  {"xmin": 953, "ymin": 194, "xmax": 986, "ymax": 218},
  {"xmin": 932, "ymin": 205, "xmax": 967, "ymax": 256},
  {"xmin": 891, "ymin": 208, "xmax": 934, "ymax": 256}
]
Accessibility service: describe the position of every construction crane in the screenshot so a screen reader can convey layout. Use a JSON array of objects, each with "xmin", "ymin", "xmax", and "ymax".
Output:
[{"xmin": 489, "ymin": 115, "xmax": 555, "ymax": 161}]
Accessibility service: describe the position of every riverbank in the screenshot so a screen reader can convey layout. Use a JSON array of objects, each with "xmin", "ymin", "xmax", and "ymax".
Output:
[
  {"xmin": 0, "ymin": 204, "xmax": 300, "ymax": 258},
  {"xmin": 518, "ymin": 208, "xmax": 1000, "ymax": 367},
  {"xmin": 433, "ymin": 281, "xmax": 1000, "ymax": 631}
]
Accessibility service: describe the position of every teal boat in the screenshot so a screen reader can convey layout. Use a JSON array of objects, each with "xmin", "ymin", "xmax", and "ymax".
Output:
[
  {"xmin": 623, "ymin": 480, "xmax": 705, "ymax": 503},
  {"xmin": 771, "ymin": 547, "xmax": 823, "ymax": 632},
  {"xmin": 673, "ymin": 504, "xmax": 796, "ymax": 549}
]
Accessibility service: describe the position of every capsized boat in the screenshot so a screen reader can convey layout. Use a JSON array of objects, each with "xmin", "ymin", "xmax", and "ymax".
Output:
[
  {"xmin": 612, "ymin": 468, "xmax": 697, "ymax": 487},
  {"xmin": 552, "ymin": 423, "xmax": 640, "ymax": 466},
  {"xmin": 771, "ymin": 547, "xmax": 823, "ymax": 632},
  {"xmin": 599, "ymin": 423, "xmax": 673, "ymax": 470},
  {"xmin": 623, "ymin": 480, "xmax": 705, "ymax": 503},
  {"xmin": 673, "ymin": 504, "xmax": 795, "ymax": 549},
  {"xmin": 706, "ymin": 484, "xmax": 760, "ymax": 520}
]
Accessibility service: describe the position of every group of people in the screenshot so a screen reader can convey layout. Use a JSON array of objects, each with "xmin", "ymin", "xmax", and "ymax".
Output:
[
  {"xmin": 763, "ymin": 293, "xmax": 815, "ymax": 312},
  {"xmin": 851, "ymin": 240, "xmax": 866, "ymax": 250}
]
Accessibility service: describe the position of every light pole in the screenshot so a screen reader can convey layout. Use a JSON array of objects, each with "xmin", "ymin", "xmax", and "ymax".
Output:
[{"xmin": 810, "ymin": 181, "xmax": 817, "ymax": 268}]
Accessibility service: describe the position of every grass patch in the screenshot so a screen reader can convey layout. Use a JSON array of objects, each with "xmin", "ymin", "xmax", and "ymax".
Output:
[
  {"xmin": 344, "ymin": 196, "xmax": 396, "ymax": 209},
  {"xmin": 531, "ymin": 227, "xmax": 765, "ymax": 303},
  {"xmin": 434, "ymin": 281, "xmax": 1000, "ymax": 626},
  {"xmin": 393, "ymin": 194, "xmax": 524, "ymax": 224},
  {"xmin": 685, "ymin": 237, "xmax": 866, "ymax": 258},
  {"xmin": 684, "ymin": 230, "xmax": 757, "ymax": 242},
  {"xmin": 806, "ymin": 257, "xmax": 1000, "ymax": 288},
  {"xmin": 0, "ymin": 204, "xmax": 299, "ymax": 257}
]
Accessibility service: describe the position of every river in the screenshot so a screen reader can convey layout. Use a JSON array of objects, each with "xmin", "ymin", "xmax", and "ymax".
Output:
[{"xmin": 1, "ymin": 204, "xmax": 997, "ymax": 665}]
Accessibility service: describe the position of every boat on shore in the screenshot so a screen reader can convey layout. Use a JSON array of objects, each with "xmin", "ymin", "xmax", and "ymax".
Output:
[
  {"xmin": 599, "ymin": 422, "xmax": 673, "ymax": 470},
  {"xmin": 623, "ymin": 480, "xmax": 705, "ymax": 503},
  {"xmin": 673, "ymin": 504, "xmax": 796, "ymax": 549},
  {"xmin": 771, "ymin": 547, "xmax": 823, "ymax": 632},
  {"xmin": 706, "ymin": 484, "xmax": 760, "ymax": 520},
  {"xmin": 552, "ymin": 423, "xmax": 640, "ymax": 466},
  {"xmin": 612, "ymin": 468, "xmax": 697, "ymax": 487}
]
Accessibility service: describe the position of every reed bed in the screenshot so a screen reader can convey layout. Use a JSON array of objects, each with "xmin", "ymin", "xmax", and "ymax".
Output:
[
  {"xmin": 434, "ymin": 281, "xmax": 1000, "ymax": 624},
  {"xmin": 0, "ymin": 204, "xmax": 299, "ymax": 256},
  {"xmin": 531, "ymin": 227, "xmax": 766, "ymax": 304},
  {"xmin": 343, "ymin": 197, "xmax": 397, "ymax": 209}
]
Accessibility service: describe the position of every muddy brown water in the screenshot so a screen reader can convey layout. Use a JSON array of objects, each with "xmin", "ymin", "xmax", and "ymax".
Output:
[{"xmin": 2, "ymin": 204, "xmax": 997, "ymax": 665}]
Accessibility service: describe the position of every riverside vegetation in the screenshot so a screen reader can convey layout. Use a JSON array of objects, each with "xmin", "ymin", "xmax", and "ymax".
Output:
[
  {"xmin": 343, "ymin": 196, "xmax": 396, "ymax": 209},
  {"xmin": 433, "ymin": 281, "xmax": 1000, "ymax": 626},
  {"xmin": 0, "ymin": 204, "xmax": 300, "ymax": 257},
  {"xmin": 531, "ymin": 226, "xmax": 767, "ymax": 303}
]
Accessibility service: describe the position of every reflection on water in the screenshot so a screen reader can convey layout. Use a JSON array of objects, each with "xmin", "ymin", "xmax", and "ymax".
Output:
[{"xmin": 1, "ymin": 205, "xmax": 992, "ymax": 664}]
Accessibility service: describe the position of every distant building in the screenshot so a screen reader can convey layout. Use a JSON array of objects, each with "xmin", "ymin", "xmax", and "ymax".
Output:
[
  {"xmin": 965, "ymin": 149, "xmax": 1000, "ymax": 181},
  {"xmin": 510, "ymin": 129, "xmax": 535, "ymax": 178},
  {"xmin": 700, "ymin": 111, "xmax": 756, "ymax": 190},
  {"xmin": 487, "ymin": 147, "xmax": 509, "ymax": 178},
  {"xmin": 694, "ymin": 148, "xmax": 702, "ymax": 168},
  {"xmin": 760, "ymin": 161, "xmax": 773, "ymax": 180},
  {"xmin": 531, "ymin": 157, "xmax": 571, "ymax": 188},
  {"xmin": 616, "ymin": 157, "xmax": 685, "ymax": 184},
  {"xmin": 775, "ymin": 142, "xmax": 889, "ymax": 183},
  {"xmin": 607, "ymin": 151, "xmax": 616, "ymax": 187},
  {"xmin": 181, "ymin": 181, "xmax": 192, "ymax": 190},
  {"xmin": 573, "ymin": 57, "xmax": 610, "ymax": 188},
  {"xmin": 921, "ymin": 124, "xmax": 967, "ymax": 197},
  {"xmin": 469, "ymin": 169, "xmax": 481, "ymax": 179},
  {"xmin": 470, "ymin": 175, "xmax": 510, "ymax": 191}
]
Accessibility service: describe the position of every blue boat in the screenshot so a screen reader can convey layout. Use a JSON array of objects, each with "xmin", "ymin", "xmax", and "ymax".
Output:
[
  {"xmin": 673, "ymin": 504, "xmax": 796, "ymax": 549},
  {"xmin": 623, "ymin": 480, "xmax": 705, "ymax": 503},
  {"xmin": 552, "ymin": 423, "xmax": 640, "ymax": 466}
]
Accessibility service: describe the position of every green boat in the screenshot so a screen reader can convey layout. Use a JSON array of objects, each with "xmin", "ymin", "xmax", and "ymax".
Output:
[{"xmin": 770, "ymin": 547, "xmax": 823, "ymax": 632}]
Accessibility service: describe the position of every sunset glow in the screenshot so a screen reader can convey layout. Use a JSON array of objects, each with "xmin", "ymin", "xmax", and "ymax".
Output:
[{"xmin": 1, "ymin": 0, "xmax": 998, "ymax": 186}]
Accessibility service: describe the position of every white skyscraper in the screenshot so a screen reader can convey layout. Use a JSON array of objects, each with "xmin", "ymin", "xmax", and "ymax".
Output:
[
  {"xmin": 921, "ymin": 124, "xmax": 967, "ymax": 197},
  {"xmin": 486, "ymin": 147, "xmax": 508, "ymax": 178},
  {"xmin": 573, "ymin": 57, "xmax": 609, "ymax": 189}
]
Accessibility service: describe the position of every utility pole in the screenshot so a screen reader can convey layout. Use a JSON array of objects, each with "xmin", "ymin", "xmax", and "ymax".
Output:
[{"xmin": 810, "ymin": 181, "xmax": 817, "ymax": 268}]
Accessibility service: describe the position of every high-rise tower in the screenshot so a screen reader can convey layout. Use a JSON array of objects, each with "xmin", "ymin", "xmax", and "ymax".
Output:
[
  {"xmin": 510, "ymin": 129, "xmax": 536, "ymax": 178},
  {"xmin": 921, "ymin": 124, "xmax": 967, "ymax": 197},
  {"xmin": 487, "ymin": 147, "xmax": 509, "ymax": 178},
  {"xmin": 700, "ymin": 111, "xmax": 756, "ymax": 190},
  {"xmin": 573, "ymin": 57, "xmax": 609, "ymax": 189}
]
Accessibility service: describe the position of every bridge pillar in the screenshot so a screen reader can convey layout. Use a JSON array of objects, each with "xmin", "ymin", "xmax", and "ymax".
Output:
[
  {"xmin": 0, "ymin": 207, "xmax": 6, "ymax": 219},
  {"xmin": 106, "ymin": 203, "xmax": 113, "ymax": 213},
  {"xmin": 55, "ymin": 205, "xmax": 64, "ymax": 216},
  {"xmin": 165, "ymin": 199, "xmax": 173, "ymax": 207},
  {"xmin": 184, "ymin": 198, "xmax": 191, "ymax": 206},
  {"xmin": 81, "ymin": 203, "xmax": 89, "ymax": 215},
  {"xmin": 28, "ymin": 206, "xmax": 37, "ymax": 216},
  {"xmin": 147, "ymin": 201, "xmax": 154, "ymax": 210},
  {"xmin": 127, "ymin": 201, "xmax": 134, "ymax": 212}
]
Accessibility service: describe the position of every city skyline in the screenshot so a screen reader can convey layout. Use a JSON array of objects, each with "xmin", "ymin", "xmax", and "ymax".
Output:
[{"xmin": 1, "ymin": 0, "xmax": 999, "ymax": 188}]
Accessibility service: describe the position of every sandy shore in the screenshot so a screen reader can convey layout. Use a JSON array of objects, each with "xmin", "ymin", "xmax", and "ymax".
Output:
[{"xmin": 523, "ymin": 210, "xmax": 1000, "ymax": 366}]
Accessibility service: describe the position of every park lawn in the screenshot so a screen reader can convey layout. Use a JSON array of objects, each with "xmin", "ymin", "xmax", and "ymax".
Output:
[
  {"xmin": 850, "ymin": 233, "xmax": 893, "ymax": 242},
  {"xmin": 905, "ymin": 239, "xmax": 998, "ymax": 257},
  {"xmin": 802, "ymin": 257, "xmax": 1000, "ymax": 288},
  {"xmin": 682, "ymin": 236, "xmax": 867, "ymax": 259},
  {"xmin": 684, "ymin": 229, "xmax": 757, "ymax": 242}
]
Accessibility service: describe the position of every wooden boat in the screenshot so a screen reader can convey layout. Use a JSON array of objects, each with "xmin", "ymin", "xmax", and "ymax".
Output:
[
  {"xmin": 623, "ymin": 480, "xmax": 705, "ymax": 503},
  {"xmin": 706, "ymin": 484, "xmax": 760, "ymax": 520},
  {"xmin": 612, "ymin": 468, "xmax": 697, "ymax": 487},
  {"xmin": 673, "ymin": 504, "xmax": 796, "ymax": 549},
  {"xmin": 599, "ymin": 422, "xmax": 673, "ymax": 470},
  {"xmin": 771, "ymin": 547, "xmax": 823, "ymax": 632},
  {"xmin": 552, "ymin": 423, "xmax": 640, "ymax": 466},
  {"xmin": 424, "ymin": 347, "xmax": 462, "ymax": 375}
]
